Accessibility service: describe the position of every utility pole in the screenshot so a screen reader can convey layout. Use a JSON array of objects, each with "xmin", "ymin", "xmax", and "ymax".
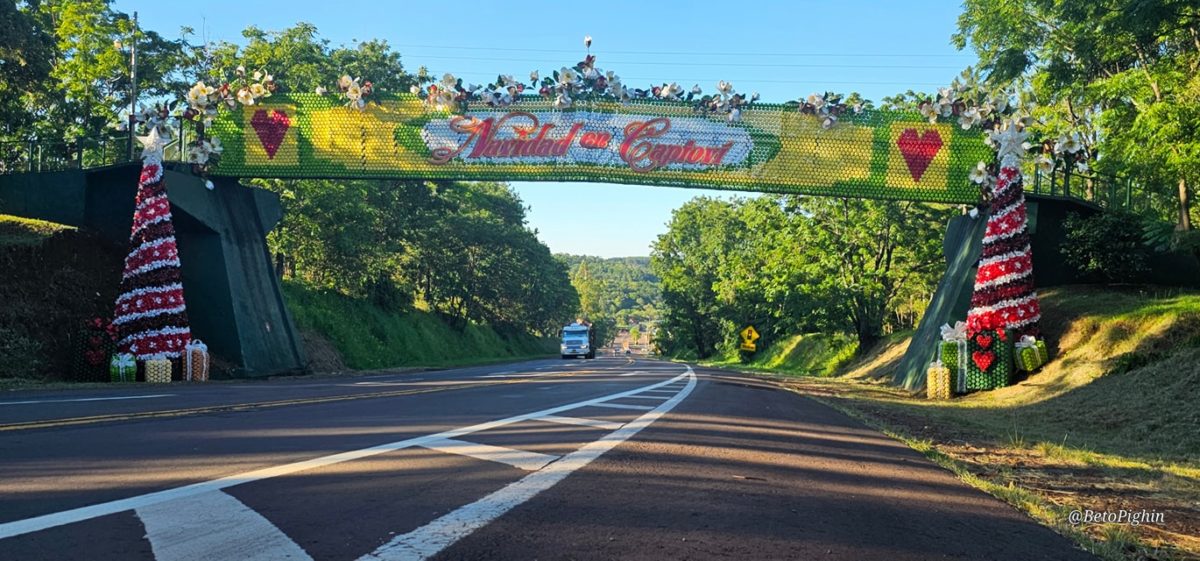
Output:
[{"xmin": 127, "ymin": 11, "xmax": 139, "ymax": 160}]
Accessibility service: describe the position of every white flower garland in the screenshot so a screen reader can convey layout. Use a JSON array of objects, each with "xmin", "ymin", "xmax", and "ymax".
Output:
[{"xmin": 115, "ymin": 283, "xmax": 184, "ymax": 305}]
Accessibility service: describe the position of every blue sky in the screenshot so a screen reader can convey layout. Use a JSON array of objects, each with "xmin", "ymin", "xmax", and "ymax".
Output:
[{"xmin": 114, "ymin": 0, "xmax": 977, "ymax": 257}]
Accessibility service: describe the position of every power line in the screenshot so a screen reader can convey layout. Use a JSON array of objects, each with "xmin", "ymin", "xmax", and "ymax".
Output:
[
  {"xmin": 440, "ymin": 72, "xmax": 949, "ymax": 88},
  {"xmin": 391, "ymin": 43, "xmax": 975, "ymax": 59},
  {"xmin": 401, "ymin": 54, "xmax": 968, "ymax": 70}
]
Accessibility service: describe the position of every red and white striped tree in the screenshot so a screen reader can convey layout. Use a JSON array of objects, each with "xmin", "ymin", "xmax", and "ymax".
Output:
[
  {"xmin": 966, "ymin": 123, "xmax": 1040, "ymax": 338},
  {"xmin": 111, "ymin": 129, "xmax": 192, "ymax": 360}
]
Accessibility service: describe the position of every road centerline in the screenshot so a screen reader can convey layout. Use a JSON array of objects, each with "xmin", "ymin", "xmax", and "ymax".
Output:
[{"xmin": 0, "ymin": 394, "xmax": 175, "ymax": 406}]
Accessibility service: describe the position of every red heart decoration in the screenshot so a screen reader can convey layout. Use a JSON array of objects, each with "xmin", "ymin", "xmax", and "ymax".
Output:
[
  {"xmin": 250, "ymin": 109, "xmax": 291, "ymax": 159},
  {"xmin": 975, "ymin": 334, "xmax": 993, "ymax": 349},
  {"xmin": 972, "ymin": 350, "xmax": 995, "ymax": 372},
  {"xmin": 896, "ymin": 128, "xmax": 943, "ymax": 182}
]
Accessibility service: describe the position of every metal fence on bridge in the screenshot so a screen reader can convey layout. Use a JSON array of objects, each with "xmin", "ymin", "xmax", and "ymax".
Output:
[{"xmin": 0, "ymin": 134, "xmax": 185, "ymax": 175}]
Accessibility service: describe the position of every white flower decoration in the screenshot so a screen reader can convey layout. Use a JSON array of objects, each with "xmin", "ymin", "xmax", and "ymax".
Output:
[
  {"xmin": 236, "ymin": 88, "xmax": 255, "ymax": 106},
  {"xmin": 1036, "ymin": 155, "xmax": 1054, "ymax": 173},
  {"xmin": 969, "ymin": 161, "xmax": 989, "ymax": 184}
]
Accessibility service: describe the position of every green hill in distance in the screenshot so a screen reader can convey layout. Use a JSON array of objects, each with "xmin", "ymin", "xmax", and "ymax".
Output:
[{"xmin": 555, "ymin": 255, "xmax": 662, "ymax": 348}]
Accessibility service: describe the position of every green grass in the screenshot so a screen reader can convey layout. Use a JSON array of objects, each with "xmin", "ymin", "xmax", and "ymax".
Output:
[
  {"xmin": 756, "ymin": 286, "xmax": 1200, "ymax": 559},
  {"xmin": 855, "ymin": 287, "xmax": 1200, "ymax": 464},
  {"xmin": 0, "ymin": 215, "xmax": 74, "ymax": 246},
  {"xmin": 805, "ymin": 392, "xmax": 1164, "ymax": 561},
  {"xmin": 703, "ymin": 332, "xmax": 859, "ymax": 376},
  {"xmin": 282, "ymin": 281, "xmax": 557, "ymax": 370}
]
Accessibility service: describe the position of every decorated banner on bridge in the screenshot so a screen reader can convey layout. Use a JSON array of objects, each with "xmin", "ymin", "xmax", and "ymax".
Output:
[{"xmin": 208, "ymin": 94, "xmax": 991, "ymax": 204}]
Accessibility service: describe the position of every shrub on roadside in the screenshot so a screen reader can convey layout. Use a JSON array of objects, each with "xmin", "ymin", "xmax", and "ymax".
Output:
[
  {"xmin": 0, "ymin": 326, "xmax": 43, "ymax": 379},
  {"xmin": 1062, "ymin": 211, "xmax": 1149, "ymax": 283}
]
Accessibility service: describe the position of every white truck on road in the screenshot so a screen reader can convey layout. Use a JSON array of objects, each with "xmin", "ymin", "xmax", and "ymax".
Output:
[{"xmin": 560, "ymin": 321, "xmax": 596, "ymax": 359}]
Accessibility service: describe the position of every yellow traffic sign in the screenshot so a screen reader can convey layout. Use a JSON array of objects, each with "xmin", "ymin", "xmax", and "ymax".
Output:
[
  {"xmin": 740, "ymin": 326, "xmax": 760, "ymax": 344},
  {"xmin": 740, "ymin": 325, "xmax": 760, "ymax": 353}
]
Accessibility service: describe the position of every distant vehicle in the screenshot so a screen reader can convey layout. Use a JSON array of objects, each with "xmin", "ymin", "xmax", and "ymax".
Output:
[
  {"xmin": 560, "ymin": 321, "xmax": 596, "ymax": 359},
  {"xmin": 625, "ymin": 349, "xmax": 631, "ymax": 355}
]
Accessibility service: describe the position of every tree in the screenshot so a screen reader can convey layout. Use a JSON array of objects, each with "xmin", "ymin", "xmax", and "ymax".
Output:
[
  {"xmin": 954, "ymin": 0, "xmax": 1200, "ymax": 228},
  {"xmin": 650, "ymin": 196, "xmax": 949, "ymax": 357},
  {"xmin": 797, "ymin": 198, "xmax": 948, "ymax": 350},
  {"xmin": 558, "ymin": 255, "xmax": 661, "ymax": 347},
  {"xmin": 651, "ymin": 197, "xmax": 741, "ymax": 359},
  {"xmin": 0, "ymin": 0, "xmax": 54, "ymax": 143}
]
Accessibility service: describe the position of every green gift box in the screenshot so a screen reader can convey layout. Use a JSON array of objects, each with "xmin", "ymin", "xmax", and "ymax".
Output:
[
  {"xmin": 110, "ymin": 353, "xmax": 136, "ymax": 382},
  {"xmin": 1016, "ymin": 346, "xmax": 1043, "ymax": 371},
  {"xmin": 966, "ymin": 328, "xmax": 1013, "ymax": 391},
  {"xmin": 940, "ymin": 341, "xmax": 959, "ymax": 371},
  {"xmin": 939, "ymin": 340, "xmax": 968, "ymax": 394}
]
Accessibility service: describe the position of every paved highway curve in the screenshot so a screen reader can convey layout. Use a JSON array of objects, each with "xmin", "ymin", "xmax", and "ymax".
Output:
[{"xmin": 0, "ymin": 357, "xmax": 1096, "ymax": 560}]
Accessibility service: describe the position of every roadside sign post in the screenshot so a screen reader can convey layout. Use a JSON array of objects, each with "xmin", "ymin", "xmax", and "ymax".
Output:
[{"xmin": 739, "ymin": 325, "xmax": 759, "ymax": 352}]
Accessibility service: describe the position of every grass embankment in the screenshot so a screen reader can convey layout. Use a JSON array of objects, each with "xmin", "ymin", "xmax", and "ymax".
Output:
[
  {"xmin": 701, "ymin": 332, "xmax": 862, "ymax": 376},
  {"xmin": 763, "ymin": 286, "xmax": 1200, "ymax": 560},
  {"xmin": 282, "ymin": 281, "xmax": 557, "ymax": 371},
  {"xmin": 0, "ymin": 215, "xmax": 123, "ymax": 382}
]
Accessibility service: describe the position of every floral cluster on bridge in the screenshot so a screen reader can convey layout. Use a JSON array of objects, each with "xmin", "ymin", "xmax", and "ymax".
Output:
[
  {"xmin": 792, "ymin": 92, "xmax": 865, "ymax": 129},
  {"xmin": 920, "ymin": 71, "xmax": 1096, "ymax": 184},
  {"xmin": 408, "ymin": 37, "xmax": 758, "ymax": 122},
  {"xmin": 317, "ymin": 75, "xmax": 375, "ymax": 109}
]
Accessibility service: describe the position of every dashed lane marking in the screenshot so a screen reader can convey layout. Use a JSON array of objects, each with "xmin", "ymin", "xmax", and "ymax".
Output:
[
  {"xmin": 617, "ymin": 371, "xmax": 645, "ymax": 377},
  {"xmin": 421, "ymin": 439, "xmax": 558, "ymax": 472},
  {"xmin": 622, "ymin": 395, "xmax": 669, "ymax": 400},
  {"xmin": 536, "ymin": 415, "xmax": 623, "ymax": 431},
  {"xmin": 590, "ymin": 402, "xmax": 655, "ymax": 411}
]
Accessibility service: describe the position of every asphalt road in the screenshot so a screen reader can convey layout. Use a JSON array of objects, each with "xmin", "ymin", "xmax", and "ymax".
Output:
[{"xmin": 0, "ymin": 357, "xmax": 1096, "ymax": 560}]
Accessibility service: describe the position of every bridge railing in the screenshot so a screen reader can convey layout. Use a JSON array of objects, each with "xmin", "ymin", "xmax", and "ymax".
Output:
[
  {"xmin": 0, "ymin": 135, "xmax": 185, "ymax": 175},
  {"xmin": 1026, "ymin": 166, "xmax": 1169, "ymax": 217}
]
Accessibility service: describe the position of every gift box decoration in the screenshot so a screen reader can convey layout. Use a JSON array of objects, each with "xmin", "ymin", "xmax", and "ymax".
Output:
[
  {"xmin": 965, "ymin": 328, "xmax": 1013, "ymax": 391},
  {"xmin": 1014, "ymin": 335, "xmax": 1047, "ymax": 372},
  {"xmin": 1016, "ymin": 345, "xmax": 1043, "ymax": 371},
  {"xmin": 1035, "ymin": 340, "xmax": 1049, "ymax": 364},
  {"xmin": 145, "ymin": 359, "xmax": 173, "ymax": 383},
  {"xmin": 184, "ymin": 339, "xmax": 210, "ymax": 382},
  {"xmin": 938, "ymin": 321, "xmax": 969, "ymax": 394},
  {"xmin": 109, "ymin": 353, "xmax": 136, "ymax": 382},
  {"xmin": 73, "ymin": 318, "xmax": 119, "ymax": 383},
  {"xmin": 940, "ymin": 341, "xmax": 959, "ymax": 372},
  {"xmin": 927, "ymin": 362, "xmax": 952, "ymax": 400}
]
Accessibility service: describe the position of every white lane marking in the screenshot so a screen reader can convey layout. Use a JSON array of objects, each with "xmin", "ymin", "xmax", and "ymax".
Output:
[
  {"xmin": 0, "ymin": 370, "xmax": 690, "ymax": 540},
  {"xmin": 535, "ymin": 415, "xmax": 623, "ymax": 431},
  {"xmin": 622, "ymin": 395, "xmax": 669, "ymax": 400},
  {"xmin": 359, "ymin": 366, "xmax": 696, "ymax": 561},
  {"xmin": 137, "ymin": 490, "xmax": 312, "ymax": 561},
  {"xmin": 0, "ymin": 394, "xmax": 174, "ymax": 406},
  {"xmin": 590, "ymin": 402, "xmax": 655, "ymax": 411},
  {"xmin": 617, "ymin": 371, "xmax": 645, "ymax": 377},
  {"xmin": 422, "ymin": 439, "xmax": 558, "ymax": 472},
  {"xmin": 478, "ymin": 371, "xmax": 552, "ymax": 379}
]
